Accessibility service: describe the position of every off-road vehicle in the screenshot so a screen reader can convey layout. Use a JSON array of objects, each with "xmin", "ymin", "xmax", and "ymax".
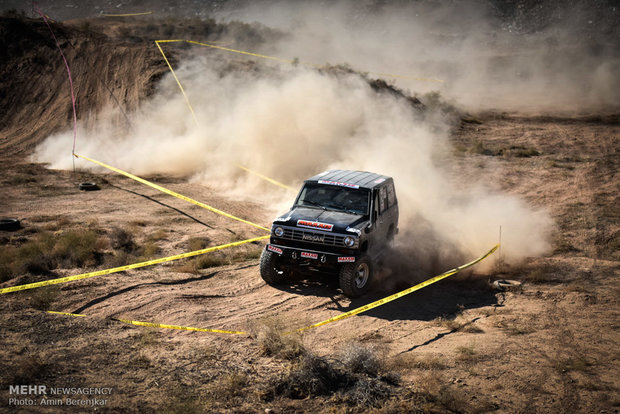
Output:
[{"xmin": 260, "ymin": 170, "xmax": 398, "ymax": 297}]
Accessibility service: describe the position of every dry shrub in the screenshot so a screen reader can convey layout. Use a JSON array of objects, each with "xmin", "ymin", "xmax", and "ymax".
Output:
[
  {"xmin": 28, "ymin": 285, "xmax": 60, "ymax": 310},
  {"xmin": 254, "ymin": 320, "xmax": 306, "ymax": 360},
  {"xmin": 269, "ymin": 354, "xmax": 350, "ymax": 399},
  {"xmin": 0, "ymin": 229, "xmax": 105, "ymax": 279},
  {"xmin": 342, "ymin": 377, "xmax": 392, "ymax": 408},
  {"xmin": 187, "ymin": 237, "xmax": 209, "ymax": 251},
  {"xmin": 109, "ymin": 227, "xmax": 136, "ymax": 251},
  {"xmin": 211, "ymin": 372, "xmax": 249, "ymax": 399},
  {"xmin": 339, "ymin": 342, "xmax": 383, "ymax": 377}
]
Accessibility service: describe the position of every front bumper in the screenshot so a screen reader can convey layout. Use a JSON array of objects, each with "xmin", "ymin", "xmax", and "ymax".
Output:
[{"xmin": 266, "ymin": 243, "xmax": 357, "ymax": 264}]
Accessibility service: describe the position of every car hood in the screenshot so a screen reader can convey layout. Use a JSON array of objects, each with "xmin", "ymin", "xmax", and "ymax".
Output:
[{"xmin": 274, "ymin": 206, "xmax": 368, "ymax": 234}]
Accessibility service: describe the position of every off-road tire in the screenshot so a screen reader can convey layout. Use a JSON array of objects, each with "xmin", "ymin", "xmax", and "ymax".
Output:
[
  {"xmin": 79, "ymin": 182, "xmax": 100, "ymax": 191},
  {"xmin": 0, "ymin": 218, "xmax": 20, "ymax": 231},
  {"xmin": 339, "ymin": 255, "xmax": 373, "ymax": 298},
  {"xmin": 260, "ymin": 248, "xmax": 287, "ymax": 285}
]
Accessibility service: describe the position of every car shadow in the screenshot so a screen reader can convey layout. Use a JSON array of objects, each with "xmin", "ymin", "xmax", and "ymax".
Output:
[{"xmin": 274, "ymin": 271, "xmax": 498, "ymax": 322}]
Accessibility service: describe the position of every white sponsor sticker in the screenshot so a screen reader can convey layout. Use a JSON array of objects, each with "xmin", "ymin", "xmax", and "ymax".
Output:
[
  {"xmin": 297, "ymin": 220, "xmax": 334, "ymax": 231},
  {"xmin": 318, "ymin": 180, "xmax": 360, "ymax": 189},
  {"xmin": 301, "ymin": 252, "xmax": 318, "ymax": 259},
  {"xmin": 267, "ymin": 245, "xmax": 283, "ymax": 255}
]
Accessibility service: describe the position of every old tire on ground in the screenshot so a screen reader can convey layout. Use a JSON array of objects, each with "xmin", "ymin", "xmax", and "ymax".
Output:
[
  {"xmin": 339, "ymin": 255, "xmax": 373, "ymax": 298},
  {"xmin": 0, "ymin": 218, "xmax": 21, "ymax": 231},
  {"xmin": 491, "ymin": 279, "xmax": 522, "ymax": 291},
  {"xmin": 260, "ymin": 248, "xmax": 287, "ymax": 285},
  {"xmin": 79, "ymin": 182, "xmax": 100, "ymax": 191}
]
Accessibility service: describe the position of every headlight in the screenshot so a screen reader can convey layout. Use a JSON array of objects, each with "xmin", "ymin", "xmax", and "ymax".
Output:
[
  {"xmin": 274, "ymin": 227, "xmax": 285, "ymax": 237},
  {"xmin": 343, "ymin": 236, "xmax": 355, "ymax": 247}
]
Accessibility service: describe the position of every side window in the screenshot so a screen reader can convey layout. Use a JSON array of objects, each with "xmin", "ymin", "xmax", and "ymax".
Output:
[
  {"xmin": 387, "ymin": 182, "xmax": 396, "ymax": 207},
  {"xmin": 379, "ymin": 186, "xmax": 387, "ymax": 213},
  {"xmin": 373, "ymin": 191, "xmax": 380, "ymax": 219}
]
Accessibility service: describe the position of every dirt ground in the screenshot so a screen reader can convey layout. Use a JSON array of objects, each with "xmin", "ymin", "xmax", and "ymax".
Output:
[{"xmin": 1, "ymin": 10, "xmax": 619, "ymax": 414}]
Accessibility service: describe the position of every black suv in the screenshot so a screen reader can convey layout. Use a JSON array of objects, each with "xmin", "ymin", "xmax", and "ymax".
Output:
[{"xmin": 260, "ymin": 170, "xmax": 398, "ymax": 297}]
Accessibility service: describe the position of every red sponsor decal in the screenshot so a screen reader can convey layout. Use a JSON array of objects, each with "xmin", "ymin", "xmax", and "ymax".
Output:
[
  {"xmin": 338, "ymin": 257, "xmax": 356, "ymax": 263},
  {"xmin": 318, "ymin": 179, "xmax": 360, "ymax": 189},
  {"xmin": 297, "ymin": 220, "xmax": 334, "ymax": 231},
  {"xmin": 301, "ymin": 252, "xmax": 318, "ymax": 259},
  {"xmin": 267, "ymin": 245, "xmax": 283, "ymax": 255}
]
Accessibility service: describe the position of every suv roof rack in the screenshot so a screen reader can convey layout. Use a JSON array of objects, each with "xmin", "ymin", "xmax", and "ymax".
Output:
[{"xmin": 306, "ymin": 169, "xmax": 391, "ymax": 190}]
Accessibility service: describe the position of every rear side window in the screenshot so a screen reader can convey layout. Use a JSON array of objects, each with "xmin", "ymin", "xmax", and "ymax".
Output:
[
  {"xmin": 387, "ymin": 182, "xmax": 396, "ymax": 207},
  {"xmin": 379, "ymin": 186, "xmax": 387, "ymax": 213}
]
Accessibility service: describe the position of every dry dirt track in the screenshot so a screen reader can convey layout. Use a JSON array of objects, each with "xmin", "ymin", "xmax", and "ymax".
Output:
[
  {"xmin": 1, "ymin": 113, "xmax": 618, "ymax": 413},
  {"xmin": 1, "ymin": 10, "xmax": 619, "ymax": 414}
]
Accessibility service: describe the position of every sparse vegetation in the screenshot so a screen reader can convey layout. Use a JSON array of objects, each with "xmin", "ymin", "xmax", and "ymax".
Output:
[
  {"xmin": 28, "ymin": 285, "xmax": 60, "ymax": 310},
  {"xmin": 339, "ymin": 342, "xmax": 383, "ymax": 377},
  {"xmin": 0, "ymin": 228, "xmax": 105, "ymax": 279},
  {"xmin": 254, "ymin": 319, "xmax": 306, "ymax": 360}
]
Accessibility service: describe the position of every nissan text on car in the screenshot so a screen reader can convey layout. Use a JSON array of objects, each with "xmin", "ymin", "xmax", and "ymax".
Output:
[{"xmin": 260, "ymin": 170, "xmax": 398, "ymax": 297}]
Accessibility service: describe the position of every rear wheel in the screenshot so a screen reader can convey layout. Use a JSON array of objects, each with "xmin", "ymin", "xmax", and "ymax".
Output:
[
  {"xmin": 260, "ymin": 248, "xmax": 288, "ymax": 285},
  {"xmin": 339, "ymin": 255, "xmax": 373, "ymax": 297}
]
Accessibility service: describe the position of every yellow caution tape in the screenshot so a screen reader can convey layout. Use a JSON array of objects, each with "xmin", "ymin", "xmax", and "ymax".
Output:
[
  {"xmin": 46, "ymin": 311, "xmax": 246, "ymax": 334},
  {"xmin": 153, "ymin": 40, "xmax": 291, "ymax": 191},
  {"xmin": 41, "ymin": 245, "xmax": 497, "ymax": 336},
  {"xmin": 111, "ymin": 318, "xmax": 247, "ymax": 335},
  {"xmin": 47, "ymin": 311, "xmax": 87, "ymax": 317},
  {"xmin": 101, "ymin": 11, "xmax": 153, "ymax": 17},
  {"xmin": 234, "ymin": 164, "xmax": 293, "ymax": 191},
  {"xmin": 184, "ymin": 39, "xmax": 295, "ymax": 64},
  {"xmin": 293, "ymin": 244, "xmax": 499, "ymax": 333},
  {"xmin": 74, "ymin": 154, "xmax": 270, "ymax": 232},
  {"xmin": 154, "ymin": 40, "xmax": 199, "ymax": 126},
  {"xmin": 0, "ymin": 235, "xmax": 268, "ymax": 294}
]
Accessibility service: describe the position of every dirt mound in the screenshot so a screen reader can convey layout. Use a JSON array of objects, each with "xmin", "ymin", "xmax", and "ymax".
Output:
[{"xmin": 0, "ymin": 14, "xmax": 168, "ymax": 157}]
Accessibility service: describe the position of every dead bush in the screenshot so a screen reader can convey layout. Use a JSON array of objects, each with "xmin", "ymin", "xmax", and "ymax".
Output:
[
  {"xmin": 339, "ymin": 342, "xmax": 383, "ymax": 377},
  {"xmin": 254, "ymin": 320, "xmax": 306, "ymax": 360},
  {"xmin": 28, "ymin": 286, "xmax": 60, "ymax": 310},
  {"xmin": 109, "ymin": 227, "xmax": 136, "ymax": 251},
  {"xmin": 269, "ymin": 354, "xmax": 351, "ymax": 399},
  {"xmin": 341, "ymin": 377, "xmax": 392, "ymax": 408}
]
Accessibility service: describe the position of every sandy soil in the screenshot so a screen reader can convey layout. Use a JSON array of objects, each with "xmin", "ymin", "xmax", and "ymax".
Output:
[{"xmin": 0, "ymin": 11, "xmax": 619, "ymax": 414}]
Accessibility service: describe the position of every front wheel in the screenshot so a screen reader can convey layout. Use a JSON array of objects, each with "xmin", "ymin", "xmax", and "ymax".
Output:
[
  {"xmin": 260, "ymin": 248, "xmax": 288, "ymax": 285},
  {"xmin": 339, "ymin": 255, "xmax": 373, "ymax": 298}
]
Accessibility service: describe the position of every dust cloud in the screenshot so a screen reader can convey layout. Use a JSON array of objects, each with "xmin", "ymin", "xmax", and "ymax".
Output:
[
  {"xmin": 36, "ymin": 0, "xmax": 609, "ymax": 273},
  {"xmin": 33, "ymin": 58, "xmax": 552, "ymax": 271},
  {"xmin": 216, "ymin": 0, "xmax": 619, "ymax": 113}
]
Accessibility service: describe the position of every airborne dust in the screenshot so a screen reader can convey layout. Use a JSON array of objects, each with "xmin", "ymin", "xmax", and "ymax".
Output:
[{"xmin": 33, "ymin": 1, "xmax": 619, "ymax": 276}]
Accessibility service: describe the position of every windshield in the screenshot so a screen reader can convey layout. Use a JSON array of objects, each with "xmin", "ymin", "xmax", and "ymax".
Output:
[{"xmin": 295, "ymin": 183, "xmax": 370, "ymax": 215}]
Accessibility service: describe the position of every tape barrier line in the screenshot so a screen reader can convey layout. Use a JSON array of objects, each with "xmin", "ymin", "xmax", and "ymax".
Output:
[
  {"xmin": 184, "ymin": 39, "xmax": 296, "ymax": 65},
  {"xmin": 46, "ymin": 311, "xmax": 247, "ymax": 334},
  {"xmin": 234, "ymin": 164, "xmax": 293, "ymax": 191},
  {"xmin": 47, "ymin": 311, "xmax": 87, "ymax": 317},
  {"xmin": 111, "ymin": 318, "xmax": 247, "ymax": 335},
  {"xmin": 0, "ymin": 235, "xmax": 269, "ymax": 295},
  {"xmin": 292, "ymin": 244, "xmax": 499, "ymax": 333},
  {"xmin": 161, "ymin": 39, "xmax": 444, "ymax": 83},
  {"xmin": 154, "ymin": 40, "xmax": 199, "ymax": 126},
  {"xmin": 101, "ymin": 11, "xmax": 153, "ymax": 17},
  {"xmin": 43, "ymin": 245, "xmax": 497, "ymax": 336},
  {"xmin": 74, "ymin": 154, "xmax": 270, "ymax": 232},
  {"xmin": 153, "ymin": 40, "xmax": 292, "ymax": 191}
]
